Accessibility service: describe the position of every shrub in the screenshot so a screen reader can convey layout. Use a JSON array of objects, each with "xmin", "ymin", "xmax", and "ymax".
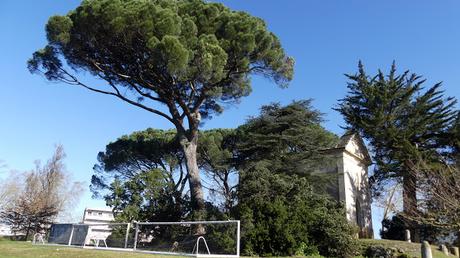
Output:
[
  {"xmin": 380, "ymin": 214, "xmax": 409, "ymax": 240},
  {"xmin": 238, "ymin": 168, "xmax": 358, "ymax": 257},
  {"xmin": 359, "ymin": 241, "xmax": 411, "ymax": 258},
  {"xmin": 364, "ymin": 245, "xmax": 396, "ymax": 258}
]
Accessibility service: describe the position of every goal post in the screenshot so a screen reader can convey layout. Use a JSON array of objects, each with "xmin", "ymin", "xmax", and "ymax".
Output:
[
  {"xmin": 134, "ymin": 220, "xmax": 240, "ymax": 257},
  {"xmin": 34, "ymin": 220, "xmax": 241, "ymax": 257}
]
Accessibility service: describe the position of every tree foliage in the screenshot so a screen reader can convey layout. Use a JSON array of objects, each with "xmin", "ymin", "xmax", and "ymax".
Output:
[
  {"xmin": 92, "ymin": 128, "xmax": 242, "ymax": 221},
  {"xmin": 91, "ymin": 129, "xmax": 189, "ymax": 222},
  {"xmin": 236, "ymin": 100, "xmax": 356, "ymax": 257},
  {"xmin": 198, "ymin": 129, "xmax": 238, "ymax": 213},
  {"xmin": 93, "ymin": 100, "xmax": 354, "ymax": 257},
  {"xmin": 237, "ymin": 100, "xmax": 338, "ymax": 176},
  {"xmin": 29, "ymin": 0, "xmax": 293, "ymax": 217},
  {"xmin": 336, "ymin": 62, "xmax": 457, "ymax": 215},
  {"xmin": 406, "ymin": 159, "xmax": 460, "ymax": 232},
  {"xmin": 238, "ymin": 169, "xmax": 357, "ymax": 257},
  {"xmin": 0, "ymin": 172, "xmax": 21, "ymax": 214},
  {"xmin": 30, "ymin": 0, "xmax": 293, "ymax": 113}
]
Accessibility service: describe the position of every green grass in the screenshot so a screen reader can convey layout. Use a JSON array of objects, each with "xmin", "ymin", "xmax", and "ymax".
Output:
[
  {"xmin": 0, "ymin": 238, "xmax": 456, "ymax": 258},
  {"xmin": 359, "ymin": 239, "xmax": 453, "ymax": 258},
  {"xmin": 0, "ymin": 238, "xmax": 182, "ymax": 258}
]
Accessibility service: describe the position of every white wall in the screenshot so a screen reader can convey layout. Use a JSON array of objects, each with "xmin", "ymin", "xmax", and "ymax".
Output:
[
  {"xmin": 0, "ymin": 223, "xmax": 12, "ymax": 236},
  {"xmin": 342, "ymin": 136, "xmax": 373, "ymax": 238},
  {"xmin": 82, "ymin": 209, "xmax": 115, "ymax": 243}
]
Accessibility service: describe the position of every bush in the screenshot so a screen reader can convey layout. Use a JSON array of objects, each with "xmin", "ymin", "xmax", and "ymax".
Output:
[
  {"xmin": 358, "ymin": 240, "xmax": 412, "ymax": 258},
  {"xmin": 364, "ymin": 245, "xmax": 396, "ymax": 258},
  {"xmin": 362, "ymin": 245, "xmax": 411, "ymax": 258},
  {"xmin": 238, "ymin": 168, "xmax": 358, "ymax": 257},
  {"xmin": 380, "ymin": 214, "xmax": 409, "ymax": 240}
]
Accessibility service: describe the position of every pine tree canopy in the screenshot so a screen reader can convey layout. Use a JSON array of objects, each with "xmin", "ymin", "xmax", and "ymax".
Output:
[
  {"xmin": 28, "ymin": 0, "xmax": 294, "ymax": 219},
  {"xmin": 28, "ymin": 0, "xmax": 294, "ymax": 122}
]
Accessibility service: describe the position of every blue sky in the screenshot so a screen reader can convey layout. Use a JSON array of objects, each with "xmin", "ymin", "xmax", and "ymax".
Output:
[{"xmin": 1, "ymin": 0, "xmax": 460, "ymax": 237}]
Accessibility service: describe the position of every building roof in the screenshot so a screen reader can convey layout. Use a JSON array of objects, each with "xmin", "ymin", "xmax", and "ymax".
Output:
[
  {"xmin": 324, "ymin": 130, "xmax": 372, "ymax": 165},
  {"xmin": 84, "ymin": 207, "xmax": 113, "ymax": 212},
  {"xmin": 335, "ymin": 130, "xmax": 355, "ymax": 148}
]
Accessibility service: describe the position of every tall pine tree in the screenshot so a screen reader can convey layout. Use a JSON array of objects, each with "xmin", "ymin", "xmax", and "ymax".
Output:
[{"xmin": 28, "ymin": 0, "xmax": 293, "ymax": 222}]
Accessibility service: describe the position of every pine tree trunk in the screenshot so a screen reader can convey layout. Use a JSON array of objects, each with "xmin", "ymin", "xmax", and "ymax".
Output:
[
  {"xmin": 182, "ymin": 138, "xmax": 205, "ymax": 212},
  {"xmin": 180, "ymin": 131, "xmax": 206, "ymax": 234},
  {"xmin": 222, "ymin": 171, "xmax": 234, "ymax": 214}
]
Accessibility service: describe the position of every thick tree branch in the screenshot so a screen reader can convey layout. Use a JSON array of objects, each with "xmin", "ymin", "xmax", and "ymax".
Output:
[
  {"xmin": 90, "ymin": 60, "xmax": 168, "ymax": 104},
  {"xmin": 57, "ymin": 66, "xmax": 176, "ymax": 125}
]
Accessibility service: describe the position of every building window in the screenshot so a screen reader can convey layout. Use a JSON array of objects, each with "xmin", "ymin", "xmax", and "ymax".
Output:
[
  {"xmin": 98, "ymin": 212, "xmax": 103, "ymax": 216},
  {"xmin": 87, "ymin": 211, "xmax": 92, "ymax": 215}
]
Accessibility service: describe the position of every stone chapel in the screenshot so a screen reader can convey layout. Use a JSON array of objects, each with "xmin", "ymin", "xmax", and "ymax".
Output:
[{"xmin": 320, "ymin": 131, "xmax": 374, "ymax": 238}]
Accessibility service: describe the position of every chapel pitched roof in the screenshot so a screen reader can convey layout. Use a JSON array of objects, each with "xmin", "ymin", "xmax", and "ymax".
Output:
[{"xmin": 325, "ymin": 130, "xmax": 372, "ymax": 165}]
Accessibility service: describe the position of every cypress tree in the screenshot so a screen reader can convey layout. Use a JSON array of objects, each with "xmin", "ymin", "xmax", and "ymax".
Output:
[{"xmin": 336, "ymin": 62, "xmax": 457, "ymax": 219}]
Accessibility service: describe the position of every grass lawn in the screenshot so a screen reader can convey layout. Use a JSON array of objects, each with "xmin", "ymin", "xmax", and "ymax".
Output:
[
  {"xmin": 359, "ymin": 239, "xmax": 453, "ymax": 258},
  {"xmin": 0, "ymin": 239, "xmax": 182, "ymax": 258},
  {"xmin": 0, "ymin": 238, "xmax": 456, "ymax": 257}
]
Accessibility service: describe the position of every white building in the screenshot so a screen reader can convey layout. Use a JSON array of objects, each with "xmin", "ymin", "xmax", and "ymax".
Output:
[
  {"xmin": 82, "ymin": 207, "xmax": 115, "ymax": 243},
  {"xmin": 82, "ymin": 207, "xmax": 114, "ymax": 224},
  {"xmin": 0, "ymin": 223, "xmax": 13, "ymax": 236},
  {"xmin": 321, "ymin": 131, "xmax": 373, "ymax": 238}
]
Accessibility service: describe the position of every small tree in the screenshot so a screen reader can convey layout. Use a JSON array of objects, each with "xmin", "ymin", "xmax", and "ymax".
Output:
[
  {"xmin": 405, "ymin": 159, "xmax": 460, "ymax": 231},
  {"xmin": 0, "ymin": 172, "xmax": 21, "ymax": 213},
  {"xmin": 91, "ymin": 129, "xmax": 189, "ymax": 222},
  {"xmin": 93, "ymin": 128, "xmax": 239, "ymax": 220},
  {"xmin": 28, "ymin": 0, "xmax": 293, "ymax": 219},
  {"xmin": 0, "ymin": 145, "xmax": 83, "ymax": 239},
  {"xmin": 198, "ymin": 129, "xmax": 238, "ymax": 213}
]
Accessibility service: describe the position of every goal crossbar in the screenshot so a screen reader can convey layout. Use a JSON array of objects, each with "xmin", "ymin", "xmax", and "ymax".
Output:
[{"xmin": 136, "ymin": 220, "xmax": 239, "ymax": 225}]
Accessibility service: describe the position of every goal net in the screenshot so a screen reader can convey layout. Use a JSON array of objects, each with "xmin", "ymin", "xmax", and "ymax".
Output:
[
  {"xmin": 37, "ymin": 220, "xmax": 240, "ymax": 257},
  {"xmin": 134, "ymin": 220, "xmax": 240, "ymax": 257},
  {"xmin": 45, "ymin": 223, "xmax": 132, "ymax": 249},
  {"xmin": 83, "ymin": 223, "xmax": 132, "ymax": 249}
]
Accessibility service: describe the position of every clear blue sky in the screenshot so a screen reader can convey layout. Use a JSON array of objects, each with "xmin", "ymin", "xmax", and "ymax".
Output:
[{"xmin": 1, "ymin": 0, "xmax": 460, "ymax": 237}]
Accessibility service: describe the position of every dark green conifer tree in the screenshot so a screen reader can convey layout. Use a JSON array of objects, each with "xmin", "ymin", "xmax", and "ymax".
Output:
[
  {"xmin": 236, "ymin": 100, "xmax": 356, "ymax": 257},
  {"xmin": 336, "ymin": 62, "xmax": 457, "ymax": 219}
]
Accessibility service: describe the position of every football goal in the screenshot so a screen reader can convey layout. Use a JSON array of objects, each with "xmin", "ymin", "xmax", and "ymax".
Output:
[
  {"xmin": 43, "ymin": 222, "xmax": 132, "ymax": 248},
  {"xmin": 134, "ymin": 220, "xmax": 240, "ymax": 257},
  {"xmin": 34, "ymin": 220, "xmax": 240, "ymax": 257}
]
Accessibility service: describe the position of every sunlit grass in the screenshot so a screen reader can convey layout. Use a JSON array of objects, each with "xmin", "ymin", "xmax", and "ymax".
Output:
[
  {"xmin": 0, "ymin": 238, "xmax": 183, "ymax": 258},
  {"xmin": 359, "ymin": 239, "xmax": 452, "ymax": 258}
]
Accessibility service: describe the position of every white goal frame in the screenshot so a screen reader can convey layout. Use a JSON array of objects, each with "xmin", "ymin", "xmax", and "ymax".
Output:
[
  {"xmin": 32, "ymin": 220, "xmax": 240, "ymax": 257},
  {"xmin": 134, "ymin": 220, "xmax": 241, "ymax": 258}
]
